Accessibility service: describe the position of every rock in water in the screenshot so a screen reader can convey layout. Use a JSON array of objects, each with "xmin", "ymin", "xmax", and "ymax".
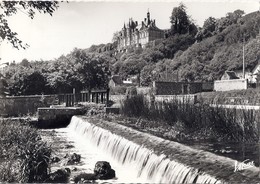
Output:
[
  {"xmin": 94, "ymin": 161, "xmax": 116, "ymax": 180},
  {"xmin": 48, "ymin": 168, "xmax": 71, "ymax": 183},
  {"xmin": 65, "ymin": 153, "xmax": 81, "ymax": 165},
  {"xmin": 74, "ymin": 173, "xmax": 97, "ymax": 183},
  {"xmin": 51, "ymin": 156, "xmax": 61, "ymax": 163},
  {"xmin": 73, "ymin": 161, "xmax": 116, "ymax": 182}
]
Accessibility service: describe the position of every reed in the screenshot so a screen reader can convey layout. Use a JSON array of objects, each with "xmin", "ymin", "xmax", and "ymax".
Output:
[
  {"xmin": 121, "ymin": 95, "xmax": 259, "ymax": 142},
  {"xmin": 0, "ymin": 118, "xmax": 51, "ymax": 182}
]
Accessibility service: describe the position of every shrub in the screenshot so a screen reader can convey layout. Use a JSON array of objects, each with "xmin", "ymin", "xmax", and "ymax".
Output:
[
  {"xmin": 0, "ymin": 119, "xmax": 51, "ymax": 182},
  {"xmin": 110, "ymin": 86, "xmax": 127, "ymax": 95},
  {"xmin": 121, "ymin": 94, "xmax": 148, "ymax": 117}
]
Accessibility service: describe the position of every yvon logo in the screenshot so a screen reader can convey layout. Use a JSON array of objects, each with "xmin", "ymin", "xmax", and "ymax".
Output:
[{"xmin": 234, "ymin": 159, "xmax": 255, "ymax": 172}]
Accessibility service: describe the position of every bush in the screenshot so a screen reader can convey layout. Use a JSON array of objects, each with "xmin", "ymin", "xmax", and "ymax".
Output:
[
  {"xmin": 121, "ymin": 95, "xmax": 259, "ymax": 142},
  {"xmin": 121, "ymin": 94, "xmax": 148, "ymax": 117},
  {"xmin": 0, "ymin": 119, "xmax": 51, "ymax": 182},
  {"xmin": 109, "ymin": 86, "xmax": 127, "ymax": 95}
]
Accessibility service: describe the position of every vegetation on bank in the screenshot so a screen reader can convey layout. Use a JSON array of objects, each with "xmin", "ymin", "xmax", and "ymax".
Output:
[
  {"xmin": 0, "ymin": 119, "xmax": 51, "ymax": 182},
  {"xmin": 118, "ymin": 95, "xmax": 259, "ymax": 142},
  {"xmin": 197, "ymin": 88, "xmax": 260, "ymax": 105}
]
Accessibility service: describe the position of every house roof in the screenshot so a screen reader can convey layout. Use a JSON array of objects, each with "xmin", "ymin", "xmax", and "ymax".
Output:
[
  {"xmin": 224, "ymin": 71, "xmax": 239, "ymax": 79},
  {"xmin": 111, "ymin": 75, "xmax": 123, "ymax": 85},
  {"xmin": 252, "ymin": 62, "xmax": 260, "ymax": 74}
]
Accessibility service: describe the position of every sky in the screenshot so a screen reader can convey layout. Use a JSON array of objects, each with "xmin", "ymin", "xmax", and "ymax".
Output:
[{"xmin": 0, "ymin": 0, "xmax": 259, "ymax": 64}]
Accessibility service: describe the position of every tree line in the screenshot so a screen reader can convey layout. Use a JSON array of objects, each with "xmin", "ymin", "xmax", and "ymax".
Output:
[
  {"xmin": 1, "ymin": 2, "xmax": 260, "ymax": 96},
  {"xmin": 2, "ymin": 48, "xmax": 110, "ymax": 96}
]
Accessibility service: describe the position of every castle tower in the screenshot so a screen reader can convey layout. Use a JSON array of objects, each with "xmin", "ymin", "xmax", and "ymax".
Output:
[{"xmin": 147, "ymin": 10, "xmax": 151, "ymax": 24}]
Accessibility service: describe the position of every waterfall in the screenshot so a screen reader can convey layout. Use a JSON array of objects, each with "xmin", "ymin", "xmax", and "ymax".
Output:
[{"xmin": 68, "ymin": 116, "xmax": 220, "ymax": 183}]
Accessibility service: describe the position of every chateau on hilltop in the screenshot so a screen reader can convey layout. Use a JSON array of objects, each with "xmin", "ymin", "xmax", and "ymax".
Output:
[{"xmin": 116, "ymin": 11, "xmax": 165, "ymax": 51}]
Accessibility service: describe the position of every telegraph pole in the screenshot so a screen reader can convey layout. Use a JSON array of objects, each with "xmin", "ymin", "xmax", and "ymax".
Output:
[
  {"xmin": 242, "ymin": 36, "xmax": 245, "ymax": 79},
  {"xmin": 166, "ymin": 65, "xmax": 168, "ymax": 81}
]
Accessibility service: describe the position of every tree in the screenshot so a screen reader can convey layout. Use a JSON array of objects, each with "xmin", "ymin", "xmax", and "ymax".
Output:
[
  {"xmin": 112, "ymin": 31, "xmax": 119, "ymax": 44},
  {"xmin": 195, "ymin": 17, "xmax": 216, "ymax": 41},
  {"xmin": 203, "ymin": 17, "xmax": 217, "ymax": 33},
  {"xmin": 226, "ymin": 9, "xmax": 244, "ymax": 24},
  {"xmin": 0, "ymin": 1, "xmax": 59, "ymax": 49},
  {"xmin": 20, "ymin": 58, "xmax": 30, "ymax": 67},
  {"xmin": 170, "ymin": 3, "xmax": 191, "ymax": 35},
  {"xmin": 0, "ymin": 74, "xmax": 8, "ymax": 97}
]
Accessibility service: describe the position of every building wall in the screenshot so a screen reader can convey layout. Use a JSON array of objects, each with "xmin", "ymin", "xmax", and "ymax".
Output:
[
  {"xmin": 0, "ymin": 95, "xmax": 56, "ymax": 117},
  {"xmin": 214, "ymin": 79, "xmax": 248, "ymax": 91},
  {"xmin": 154, "ymin": 94, "xmax": 197, "ymax": 104},
  {"xmin": 153, "ymin": 81, "xmax": 203, "ymax": 95}
]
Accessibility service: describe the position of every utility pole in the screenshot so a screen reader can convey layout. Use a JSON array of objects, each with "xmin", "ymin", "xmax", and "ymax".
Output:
[
  {"xmin": 243, "ymin": 36, "xmax": 245, "ymax": 79},
  {"xmin": 166, "ymin": 65, "xmax": 168, "ymax": 81}
]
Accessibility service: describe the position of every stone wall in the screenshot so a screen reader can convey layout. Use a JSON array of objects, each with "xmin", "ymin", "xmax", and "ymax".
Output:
[
  {"xmin": 153, "ymin": 81, "xmax": 203, "ymax": 95},
  {"xmin": 0, "ymin": 95, "xmax": 57, "ymax": 117},
  {"xmin": 37, "ymin": 107, "xmax": 85, "ymax": 128},
  {"xmin": 214, "ymin": 79, "xmax": 248, "ymax": 91}
]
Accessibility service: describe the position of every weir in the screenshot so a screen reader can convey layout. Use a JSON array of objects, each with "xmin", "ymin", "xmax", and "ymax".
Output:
[{"xmin": 67, "ymin": 116, "xmax": 221, "ymax": 183}]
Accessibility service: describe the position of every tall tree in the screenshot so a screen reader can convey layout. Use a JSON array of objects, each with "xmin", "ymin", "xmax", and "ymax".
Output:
[
  {"xmin": 170, "ymin": 3, "xmax": 191, "ymax": 35},
  {"xmin": 20, "ymin": 58, "xmax": 30, "ymax": 67},
  {"xmin": 0, "ymin": 1, "xmax": 59, "ymax": 49}
]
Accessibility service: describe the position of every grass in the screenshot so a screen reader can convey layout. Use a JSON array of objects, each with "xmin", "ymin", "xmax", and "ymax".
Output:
[
  {"xmin": 0, "ymin": 118, "xmax": 51, "ymax": 183},
  {"xmin": 120, "ymin": 95, "xmax": 259, "ymax": 142},
  {"xmin": 197, "ymin": 88, "xmax": 260, "ymax": 105}
]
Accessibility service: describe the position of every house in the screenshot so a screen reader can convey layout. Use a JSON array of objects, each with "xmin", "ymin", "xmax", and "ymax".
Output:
[
  {"xmin": 109, "ymin": 75, "xmax": 123, "ymax": 88},
  {"xmin": 0, "ymin": 62, "xmax": 9, "ymax": 75},
  {"xmin": 232, "ymin": 62, "xmax": 260, "ymax": 83},
  {"xmin": 216, "ymin": 71, "xmax": 248, "ymax": 91},
  {"xmin": 221, "ymin": 71, "xmax": 239, "ymax": 80},
  {"xmin": 123, "ymin": 78, "xmax": 133, "ymax": 84}
]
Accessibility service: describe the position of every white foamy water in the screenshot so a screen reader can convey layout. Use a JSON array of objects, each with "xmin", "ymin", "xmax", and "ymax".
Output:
[
  {"xmin": 53, "ymin": 116, "xmax": 220, "ymax": 183},
  {"xmin": 55, "ymin": 127, "xmax": 149, "ymax": 183}
]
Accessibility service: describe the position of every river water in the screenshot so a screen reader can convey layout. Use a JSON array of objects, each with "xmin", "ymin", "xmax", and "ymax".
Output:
[
  {"xmin": 184, "ymin": 141, "xmax": 259, "ymax": 167},
  {"xmin": 52, "ymin": 128, "xmax": 148, "ymax": 183},
  {"xmin": 41, "ymin": 116, "xmax": 220, "ymax": 183}
]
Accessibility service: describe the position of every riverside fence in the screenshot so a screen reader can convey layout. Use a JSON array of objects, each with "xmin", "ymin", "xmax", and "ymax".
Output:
[
  {"xmin": 58, "ymin": 89, "xmax": 110, "ymax": 107},
  {"xmin": 0, "ymin": 89, "xmax": 110, "ymax": 117}
]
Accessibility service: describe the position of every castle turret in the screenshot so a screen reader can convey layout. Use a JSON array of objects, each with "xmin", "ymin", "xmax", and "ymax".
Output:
[{"xmin": 147, "ymin": 10, "xmax": 151, "ymax": 25}]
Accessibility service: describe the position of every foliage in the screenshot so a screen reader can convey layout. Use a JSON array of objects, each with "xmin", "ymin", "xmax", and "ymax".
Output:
[
  {"xmin": 121, "ymin": 95, "xmax": 259, "ymax": 142},
  {"xmin": 110, "ymin": 86, "xmax": 127, "ymax": 95},
  {"xmin": 0, "ymin": 1, "xmax": 59, "ymax": 49},
  {"xmin": 170, "ymin": 3, "xmax": 194, "ymax": 35},
  {"xmin": 0, "ymin": 76, "xmax": 8, "ymax": 97},
  {"xmin": 169, "ymin": 11, "xmax": 260, "ymax": 82},
  {"xmin": 3, "ymin": 48, "xmax": 111, "ymax": 95},
  {"xmin": 4, "ymin": 64, "xmax": 51, "ymax": 95},
  {"xmin": 197, "ymin": 88, "xmax": 260, "ymax": 105},
  {"xmin": 0, "ymin": 119, "xmax": 51, "ymax": 182},
  {"xmin": 196, "ymin": 17, "xmax": 217, "ymax": 41}
]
